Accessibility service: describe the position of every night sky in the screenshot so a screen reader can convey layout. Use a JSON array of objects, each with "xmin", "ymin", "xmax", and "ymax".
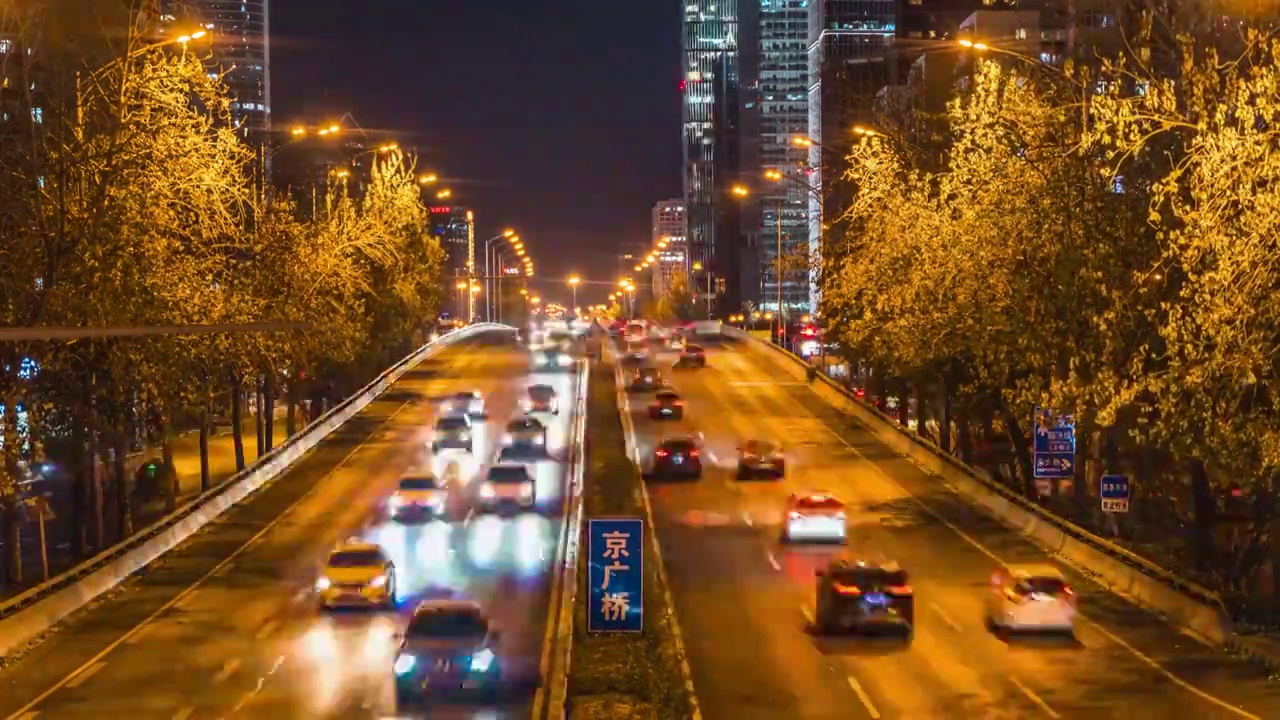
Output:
[{"xmin": 271, "ymin": 0, "xmax": 684, "ymax": 304}]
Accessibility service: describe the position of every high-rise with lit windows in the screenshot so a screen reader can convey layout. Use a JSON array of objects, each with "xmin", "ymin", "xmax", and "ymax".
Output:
[
  {"xmin": 651, "ymin": 199, "xmax": 688, "ymax": 298},
  {"xmin": 682, "ymin": 1, "xmax": 741, "ymax": 312},
  {"xmin": 759, "ymin": 0, "xmax": 811, "ymax": 314},
  {"xmin": 184, "ymin": 0, "xmax": 271, "ymax": 140}
]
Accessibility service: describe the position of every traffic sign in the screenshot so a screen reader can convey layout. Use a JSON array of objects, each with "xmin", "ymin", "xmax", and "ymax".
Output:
[
  {"xmin": 587, "ymin": 518, "xmax": 643, "ymax": 632},
  {"xmin": 1101, "ymin": 474, "xmax": 1130, "ymax": 512},
  {"xmin": 1032, "ymin": 406, "xmax": 1075, "ymax": 479}
]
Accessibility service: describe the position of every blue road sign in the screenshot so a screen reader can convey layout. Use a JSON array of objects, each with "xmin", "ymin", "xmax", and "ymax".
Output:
[
  {"xmin": 1101, "ymin": 474, "xmax": 1130, "ymax": 513},
  {"xmin": 588, "ymin": 518, "xmax": 644, "ymax": 633},
  {"xmin": 1033, "ymin": 406, "xmax": 1075, "ymax": 479}
]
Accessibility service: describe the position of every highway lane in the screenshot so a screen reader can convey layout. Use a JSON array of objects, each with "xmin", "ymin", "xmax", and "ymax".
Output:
[
  {"xmin": 0, "ymin": 335, "xmax": 581, "ymax": 720},
  {"xmin": 619, "ymin": 337, "xmax": 1280, "ymax": 720}
]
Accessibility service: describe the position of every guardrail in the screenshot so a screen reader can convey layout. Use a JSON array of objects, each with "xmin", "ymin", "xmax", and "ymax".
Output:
[
  {"xmin": 722, "ymin": 327, "xmax": 1235, "ymax": 646},
  {"xmin": 533, "ymin": 357, "xmax": 590, "ymax": 720},
  {"xmin": 0, "ymin": 323, "xmax": 512, "ymax": 659}
]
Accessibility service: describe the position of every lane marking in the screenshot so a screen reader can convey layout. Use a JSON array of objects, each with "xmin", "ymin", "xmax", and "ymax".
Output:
[
  {"xmin": 463, "ymin": 508, "xmax": 475, "ymax": 526},
  {"xmin": 12, "ymin": 714, "xmax": 38, "ymax": 720},
  {"xmin": 767, "ymin": 552, "xmax": 781, "ymax": 571},
  {"xmin": 255, "ymin": 620, "xmax": 278, "ymax": 640},
  {"xmin": 1009, "ymin": 676, "xmax": 1060, "ymax": 718},
  {"xmin": 124, "ymin": 624, "xmax": 156, "ymax": 645},
  {"xmin": 800, "ymin": 605, "xmax": 815, "ymax": 626},
  {"xmin": 846, "ymin": 676, "xmax": 881, "ymax": 719},
  {"xmin": 930, "ymin": 603, "xmax": 962, "ymax": 632},
  {"xmin": 212, "ymin": 658, "xmax": 240, "ymax": 684},
  {"xmin": 64, "ymin": 662, "xmax": 105, "ymax": 689},
  {"xmin": 741, "ymin": 511, "xmax": 753, "ymax": 528},
  {"xmin": 735, "ymin": 343, "xmax": 1263, "ymax": 720},
  {"xmin": 2, "ymin": 393, "xmax": 424, "ymax": 720},
  {"xmin": 171, "ymin": 707, "xmax": 194, "ymax": 720}
]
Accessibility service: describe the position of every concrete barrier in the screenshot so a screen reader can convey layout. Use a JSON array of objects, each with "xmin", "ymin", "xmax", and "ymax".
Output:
[
  {"xmin": 723, "ymin": 327, "xmax": 1235, "ymax": 646},
  {"xmin": 0, "ymin": 323, "xmax": 512, "ymax": 659}
]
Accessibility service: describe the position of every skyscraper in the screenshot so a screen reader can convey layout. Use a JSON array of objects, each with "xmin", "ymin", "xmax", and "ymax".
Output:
[
  {"xmin": 651, "ymin": 199, "xmax": 688, "ymax": 298},
  {"xmin": 428, "ymin": 205, "xmax": 475, "ymax": 316},
  {"xmin": 758, "ymin": 0, "xmax": 811, "ymax": 314},
  {"xmin": 807, "ymin": 0, "xmax": 896, "ymax": 310},
  {"xmin": 682, "ymin": 1, "xmax": 740, "ymax": 312},
  {"xmin": 183, "ymin": 0, "xmax": 271, "ymax": 140}
]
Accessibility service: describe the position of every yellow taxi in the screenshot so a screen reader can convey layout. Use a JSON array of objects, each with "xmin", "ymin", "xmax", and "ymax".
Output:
[{"xmin": 315, "ymin": 539, "xmax": 397, "ymax": 610}]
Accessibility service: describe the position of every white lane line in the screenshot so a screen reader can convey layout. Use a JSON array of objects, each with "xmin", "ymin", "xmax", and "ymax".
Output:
[
  {"xmin": 800, "ymin": 605, "xmax": 815, "ymax": 626},
  {"xmin": 255, "ymin": 620, "xmax": 279, "ymax": 640},
  {"xmin": 124, "ymin": 624, "xmax": 156, "ymax": 645},
  {"xmin": 767, "ymin": 552, "xmax": 781, "ymax": 571},
  {"xmin": 212, "ymin": 658, "xmax": 241, "ymax": 684},
  {"xmin": 930, "ymin": 603, "xmax": 962, "ymax": 632},
  {"xmin": 1, "ymin": 394, "xmax": 424, "ymax": 720},
  {"xmin": 171, "ymin": 707, "xmax": 194, "ymax": 720},
  {"xmin": 1009, "ymin": 676, "xmax": 1061, "ymax": 718},
  {"xmin": 13, "ymin": 712, "xmax": 39, "ymax": 720},
  {"xmin": 741, "ymin": 511, "xmax": 753, "ymax": 528},
  {"xmin": 463, "ymin": 507, "xmax": 475, "ymax": 526},
  {"xmin": 846, "ymin": 676, "xmax": 881, "ymax": 719},
  {"xmin": 64, "ymin": 662, "xmax": 105, "ymax": 689},
  {"xmin": 749, "ymin": 347, "xmax": 1263, "ymax": 720}
]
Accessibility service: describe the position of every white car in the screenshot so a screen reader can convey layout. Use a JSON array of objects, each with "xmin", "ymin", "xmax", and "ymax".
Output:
[
  {"xmin": 532, "ymin": 348, "xmax": 573, "ymax": 372},
  {"xmin": 501, "ymin": 416, "xmax": 547, "ymax": 450},
  {"xmin": 431, "ymin": 414, "xmax": 474, "ymax": 453},
  {"xmin": 523, "ymin": 384, "xmax": 559, "ymax": 415},
  {"xmin": 387, "ymin": 474, "xmax": 447, "ymax": 519},
  {"xmin": 447, "ymin": 391, "xmax": 485, "ymax": 417},
  {"xmin": 781, "ymin": 492, "xmax": 847, "ymax": 543},
  {"xmin": 985, "ymin": 563, "xmax": 1076, "ymax": 634},
  {"xmin": 477, "ymin": 464, "xmax": 536, "ymax": 512}
]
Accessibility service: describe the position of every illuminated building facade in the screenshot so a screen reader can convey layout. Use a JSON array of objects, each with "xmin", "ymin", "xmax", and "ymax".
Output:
[
  {"xmin": 428, "ymin": 205, "xmax": 475, "ymax": 315},
  {"xmin": 183, "ymin": 0, "xmax": 271, "ymax": 140},
  {"xmin": 651, "ymin": 199, "xmax": 688, "ymax": 298}
]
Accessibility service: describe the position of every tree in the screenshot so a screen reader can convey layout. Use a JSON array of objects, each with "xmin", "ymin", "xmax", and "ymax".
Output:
[{"xmin": 655, "ymin": 271, "xmax": 696, "ymax": 323}]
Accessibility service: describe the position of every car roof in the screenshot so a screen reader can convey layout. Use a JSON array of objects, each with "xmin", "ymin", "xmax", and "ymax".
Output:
[
  {"xmin": 412, "ymin": 598, "xmax": 484, "ymax": 616},
  {"xmin": 829, "ymin": 555, "xmax": 903, "ymax": 573},
  {"xmin": 455, "ymin": 390, "xmax": 480, "ymax": 398},
  {"xmin": 529, "ymin": 383, "xmax": 555, "ymax": 392},
  {"xmin": 436, "ymin": 413, "xmax": 471, "ymax": 425},
  {"xmin": 1005, "ymin": 563, "xmax": 1065, "ymax": 580},
  {"xmin": 331, "ymin": 540, "xmax": 382, "ymax": 555},
  {"xmin": 507, "ymin": 416, "xmax": 544, "ymax": 429}
]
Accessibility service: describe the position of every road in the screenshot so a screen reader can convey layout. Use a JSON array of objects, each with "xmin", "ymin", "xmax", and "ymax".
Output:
[
  {"xmin": 619, "ymin": 336, "xmax": 1280, "ymax": 720},
  {"xmin": 0, "ymin": 332, "xmax": 581, "ymax": 720}
]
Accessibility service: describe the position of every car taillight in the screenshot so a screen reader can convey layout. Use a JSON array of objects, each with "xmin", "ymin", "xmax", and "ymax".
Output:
[
  {"xmin": 833, "ymin": 583, "xmax": 861, "ymax": 596},
  {"xmin": 1062, "ymin": 586, "xmax": 1077, "ymax": 605},
  {"xmin": 788, "ymin": 511, "xmax": 803, "ymax": 521},
  {"xmin": 689, "ymin": 449, "xmax": 699, "ymax": 457},
  {"xmin": 655, "ymin": 449, "xmax": 669, "ymax": 457},
  {"xmin": 1004, "ymin": 588, "xmax": 1027, "ymax": 604},
  {"xmin": 887, "ymin": 585, "xmax": 912, "ymax": 596}
]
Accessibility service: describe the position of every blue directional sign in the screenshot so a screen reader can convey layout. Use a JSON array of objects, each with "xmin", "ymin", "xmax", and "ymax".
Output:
[
  {"xmin": 1101, "ymin": 474, "xmax": 1130, "ymax": 513},
  {"xmin": 587, "ymin": 518, "xmax": 644, "ymax": 633},
  {"xmin": 1032, "ymin": 406, "xmax": 1075, "ymax": 479}
]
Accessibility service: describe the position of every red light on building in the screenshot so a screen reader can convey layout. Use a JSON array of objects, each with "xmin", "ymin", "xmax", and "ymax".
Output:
[
  {"xmin": 679, "ymin": 80, "xmax": 686, "ymax": 92},
  {"xmin": 429, "ymin": 206, "xmax": 452, "ymax": 213}
]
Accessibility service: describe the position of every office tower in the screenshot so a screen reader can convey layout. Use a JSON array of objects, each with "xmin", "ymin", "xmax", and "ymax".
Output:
[
  {"xmin": 184, "ymin": 0, "xmax": 271, "ymax": 140},
  {"xmin": 682, "ymin": 1, "xmax": 741, "ymax": 314},
  {"xmin": 807, "ymin": 0, "xmax": 896, "ymax": 310},
  {"xmin": 651, "ymin": 199, "xmax": 688, "ymax": 298},
  {"xmin": 427, "ymin": 205, "xmax": 474, "ymax": 316},
  {"xmin": 758, "ymin": 0, "xmax": 811, "ymax": 314}
]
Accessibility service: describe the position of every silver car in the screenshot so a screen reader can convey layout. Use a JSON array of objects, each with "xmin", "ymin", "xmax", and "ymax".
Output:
[
  {"xmin": 447, "ymin": 391, "xmax": 485, "ymax": 417},
  {"xmin": 431, "ymin": 414, "xmax": 474, "ymax": 453},
  {"xmin": 477, "ymin": 464, "xmax": 535, "ymax": 512}
]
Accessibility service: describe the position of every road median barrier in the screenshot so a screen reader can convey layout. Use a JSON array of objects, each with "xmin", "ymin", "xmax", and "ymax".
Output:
[
  {"xmin": 0, "ymin": 323, "xmax": 512, "ymax": 660},
  {"xmin": 563, "ymin": 358, "xmax": 694, "ymax": 720},
  {"xmin": 723, "ymin": 327, "xmax": 1235, "ymax": 647}
]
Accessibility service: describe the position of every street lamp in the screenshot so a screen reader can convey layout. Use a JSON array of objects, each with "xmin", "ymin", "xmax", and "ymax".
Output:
[
  {"xmin": 568, "ymin": 275, "xmax": 581, "ymax": 310},
  {"xmin": 484, "ymin": 229, "xmax": 520, "ymax": 321},
  {"xmin": 435, "ymin": 189, "xmax": 452, "ymax": 199},
  {"xmin": 731, "ymin": 184, "xmax": 749, "ymax": 197},
  {"xmin": 418, "ymin": 173, "xmax": 438, "ymax": 184}
]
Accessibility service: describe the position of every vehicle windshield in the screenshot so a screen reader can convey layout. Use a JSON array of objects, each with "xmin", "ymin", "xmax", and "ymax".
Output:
[
  {"xmin": 1017, "ymin": 576, "xmax": 1068, "ymax": 595},
  {"xmin": 399, "ymin": 477, "xmax": 439, "ymax": 490},
  {"xmin": 436, "ymin": 416, "xmax": 469, "ymax": 430},
  {"xmin": 657, "ymin": 392, "xmax": 680, "ymax": 402},
  {"xmin": 796, "ymin": 495, "xmax": 843, "ymax": 510},
  {"xmin": 487, "ymin": 466, "xmax": 531, "ymax": 483},
  {"xmin": 453, "ymin": 392, "xmax": 478, "ymax": 401},
  {"xmin": 686, "ymin": 344, "xmax": 704, "ymax": 353},
  {"xmin": 407, "ymin": 608, "xmax": 488, "ymax": 638},
  {"xmin": 328, "ymin": 550, "xmax": 383, "ymax": 568},
  {"xmin": 832, "ymin": 568, "xmax": 909, "ymax": 589}
]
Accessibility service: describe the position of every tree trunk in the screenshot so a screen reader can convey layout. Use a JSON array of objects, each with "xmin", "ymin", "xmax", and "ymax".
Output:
[
  {"xmin": 286, "ymin": 371, "xmax": 298, "ymax": 438},
  {"xmin": 957, "ymin": 405, "xmax": 974, "ymax": 465},
  {"xmin": 896, "ymin": 379, "xmax": 909, "ymax": 427},
  {"xmin": 998, "ymin": 401, "xmax": 1036, "ymax": 498},
  {"xmin": 230, "ymin": 380, "xmax": 246, "ymax": 471},
  {"xmin": 255, "ymin": 378, "xmax": 265, "ymax": 458},
  {"xmin": 114, "ymin": 416, "xmax": 132, "ymax": 541},
  {"xmin": 88, "ymin": 376, "xmax": 103, "ymax": 551},
  {"xmin": 264, "ymin": 373, "xmax": 276, "ymax": 453},
  {"xmin": 2, "ymin": 501, "xmax": 19, "ymax": 589},
  {"xmin": 160, "ymin": 407, "xmax": 178, "ymax": 513},
  {"xmin": 1189, "ymin": 458, "xmax": 1217, "ymax": 574},
  {"xmin": 1270, "ymin": 475, "xmax": 1280, "ymax": 599},
  {"xmin": 939, "ymin": 379, "xmax": 952, "ymax": 455},
  {"xmin": 198, "ymin": 403, "xmax": 211, "ymax": 492},
  {"xmin": 915, "ymin": 381, "xmax": 928, "ymax": 439}
]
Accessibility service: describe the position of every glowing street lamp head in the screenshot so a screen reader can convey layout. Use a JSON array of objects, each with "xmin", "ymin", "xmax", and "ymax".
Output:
[
  {"xmin": 731, "ymin": 185, "xmax": 749, "ymax": 197},
  {"xmin": 290, "ymin": 126, "xmax": 306, "ymax": 137},
  {"xmin": 792, "ymin": 136, "xmax": 813, "ymax": 147},
  {"xmin": 436, "ymin": 189, "xmax": 452, "ymax": 199},
  {"xmin": 378, "ymin": 142, "xmax": 399, "ymax": 152},
  {"xmin": 328, "ymin": 124, "xmax": 340, "ymax": 133},
  {"xmin": 634, "ymin": 265, "xmax": 642, "ymax": 272},
  {"xmin": 568, "ymin": 275, "xmax": 581, "ymax": 286},
  {"xmin": 693, "ymin": 261, "xmax": 704, "ymax": 271},
  {"xmin": 418, "ymin": 173, "xmax": 438, "ymax": 184},
  {"xmin": 503, "ymin": 229, "xmax": 516, "ymax": 237},
  {"xmin": 764, "ymin": 169, "xmax": 783, "ymax": 181},
  {"xmin": 455, "ymin": 281, "xmax": 467, "ymax": 290}
]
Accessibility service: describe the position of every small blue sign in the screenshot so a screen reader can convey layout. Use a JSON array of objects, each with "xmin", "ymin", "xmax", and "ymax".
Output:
[
  {"xmin": 1032, "ymin": 406, "xmax": 1075, "ymax": 479},
  {"xmin": 587, "ymin": 518, "xmax": 643, "ymax": 633},
  {"xmin": 1101, "ymin": 474, "xmax": 1130, "ymax": 513}
]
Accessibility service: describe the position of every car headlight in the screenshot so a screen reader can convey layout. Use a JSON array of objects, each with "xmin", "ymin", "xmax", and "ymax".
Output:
[
  {"xmin": 480, "ymin": 484, "xmax": 496, "ymax": 498},
  {"xmin": 533, "ymin": 435, "xmax": 545, "ymax": 445},
  {"xmin": 558, "ymin": 355, "xmax": 572, "ymax": 367},
  {"xmin": 460, "ymin": 430, "xmax": 472, "ymax": 441},
  {"xmin": 315, "ymin": 577, "xmax": 331, "ymax": 591},
  {"xmin": 369, "ymin": 574, "xmax": 388, "ymax": 588},
  {"xmin": 394, "ymin": 653, "xmax": 417, "ymax": 676},
  {"xmin": 470, "ymin": 648, "xmax": 495, "ymax": 673},
  {"xmin": 520, "ymin": 483, "xmax": 534, "ymax": 497},
  {"xmin": 388, "ymin": 495, "xmax": 403, "ymax": 509}
]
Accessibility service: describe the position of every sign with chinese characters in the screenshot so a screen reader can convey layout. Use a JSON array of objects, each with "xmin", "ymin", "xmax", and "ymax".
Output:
[
  {"xmin": 1032, "ymin": 406, "xmax": 1075, "ymax": 479},
  {"xmin": 587, "ymin": 518, "xmax": 643, "ymax": 633},
  {"xmin": 1100, "ymin": 474, "xmax": 1130, "ymax": 513},
  {"xmin": 503, "ymin": 266, "xmax": 521, "ymax": 275}
]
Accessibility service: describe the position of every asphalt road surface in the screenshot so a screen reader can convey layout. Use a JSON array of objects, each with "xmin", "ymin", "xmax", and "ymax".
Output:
[
  {"xmin": 0, "ymin": 333, "xmax": 580, "ymax": 720},
  {"xmin": 620, "ymin": 337, "xmax": 1280, "ymax": 720}
]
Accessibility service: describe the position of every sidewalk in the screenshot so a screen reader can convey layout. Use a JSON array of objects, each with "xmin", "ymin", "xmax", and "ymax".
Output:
[{"xmin": 2, "ymin": 417, "xmax": 289, "ymax": 599}]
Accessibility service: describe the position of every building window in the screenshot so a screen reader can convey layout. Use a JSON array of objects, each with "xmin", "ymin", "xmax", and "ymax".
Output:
[
  {"xmin": 30, "ymin": 107, "xmax": 42, "ymax": 124},
  {"xmin": 1015, "ymin": 28, "xmax": 1027, "ymax": 40}
]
